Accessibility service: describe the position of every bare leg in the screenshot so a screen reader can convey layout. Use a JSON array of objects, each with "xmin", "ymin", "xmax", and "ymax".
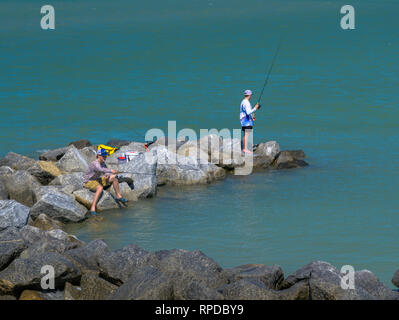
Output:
[
  {"xmin": 90, "ymin": 185, "xmax": 103, "ymax": 212},
  {"xmin": 109, "ymin": 174, "xmax": 122, "ymax": 199},
  {"xmin": 242, "ymin": 131, "xmax": 252, "ymax": 153}
]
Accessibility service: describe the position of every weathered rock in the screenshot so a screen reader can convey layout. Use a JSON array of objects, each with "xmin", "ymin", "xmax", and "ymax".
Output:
[
  {"xmin": 272, "ymin": 150, "xmax": 308, "ymax": 169},
  {"xmin": 79, "ymin": 272, "xmax": 118, "ymax": 300},
  {"xmin": 217, "ymin": 138, "xmax": 244, "ymax": 169},
  {"xmin": 174, "ymin": 281, "xmax": 225, "ymax": 300},
  {"xmin": 30, "ymin": 191, "xmax": 88, "ymax": 223},
  {"xmin": 39, "ymin": 147, "xmax": 70, "ymax": 161},
  {"xmin": 355, "ymin": 270, "xmax": 399, "ymax": 300},
  {"xmin": 19, "ymin": 226, "xmax": 82, "ymax": 257},
  {"xmin": 0, "ymin": 294, "xmax": 17, "ymax": 300},
  {"xmin": 0, "ymin": 251, "xmax": 80, "ymax": 295},
  {"xmin": 110, "ymin": 266, "xmax": 174, "ymax": 300},
  {"xmin": 0, "ymin": 227, "xmax": 26, "ymax": 271},
  {"xmin": 56, "ymin": 146, "xmax": 89, "ymax": 173},
  {"xmin": 106, "ymin": 139, "xmax": 131, "ymax": 148},
  {"xmin": 19, "ymin": 289, "xmax": 45, "ymax": 300},
  {"xmin": 63, "ymin": 239, "xmax": 109, "ymax": 274},
  {"xmin": 253, "ymin": 141, "xmax": 280, "ymax": 168},
  {"xmin": 109, "ymin": 182, "xmax": 138, "ymax": 202},
  {"xmin": 0, "ymin": 152, "xmax": 36, "ymax": 171},
  {"xmin": 154, "ymin": 146, "xmax": 224, "ymax": 185},
  {"xmin": 0, "ymin": 166, "xmax": 14, "ymax": 175},
  {"xmin": 220, "ymin": 278, "xmax": 309, "ymax": 300},
  {"xmin": 392, "ymin": 269, "xmax": 399, "ymax": 288},
  {"xmin": 155, "ymin": 249, "xmax": 228, "ymax": 290},
  {"xmin": 223, "ymin": 264, "xmax": 284, "ymax": 290},
  {"xmin": 3, "ymin": 171, "xmax": 41, "ymax": 207},
  {"xmin": 281, "ymin": 261, "xmax": 369, "ymax": 300},
  {"xmin": 37, "ymin": 161, "xmax": 62, "ymax": 177},
  {"xmin": 27, "ymin": 162, "xmax": 56, "ymax": 185},
  {"xmin": 79, "ymin": 147, "xmax": 97, "ymax": 165},
  {"xmin": 0, "ymin": 183, "xmax": 7, "ymax": 200},
  {"xmin": 97, "ymin": 244, "xmax": 160, "ymax": 285},
  {"xmin": 115, "ymin": 152, "xmax": 157, "ymax": 198},
  {"xmin": 73, "ymin": 189, "xmax": 120, "ymax": 212},
  {"xmin": 64, "ymin": 282, "xmax": 81, "ymax": 300},
  {"xmin": 151, "ymin": 136, "xmax": 188, "ymax": 151},
  {"xmin": 68, "ymin": 139, "xmax": 92, "ymax": 149},
  {"xmin": 32, "ymin": 213, "xmax": 64, "ymax": 231},
  {"xmin": 197, "ymin": 134, "xmax": 223, "ymax": 161},
  {"xmin": 0, "ymin": 200, "xmax": 30, "ymax": 231},
  {"xmin": 105, "ymin": 142, "xmax": 147, "ymax": 164},
  {"xmin": 177, "ymin": 143, "xmax": 209, "ymax": 163},
  {"xmin": 49, "ymin": 172, "xmax": 85, "ymax": 194},
  {"xmin": 40, "ymin": 290, "xmax": 65, "ymax": 300}
]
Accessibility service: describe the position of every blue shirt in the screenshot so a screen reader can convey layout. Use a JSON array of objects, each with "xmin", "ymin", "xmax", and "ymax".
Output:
[{"xmin": 239, "ymin": 99, "xmax": 256, "ymax": 127}]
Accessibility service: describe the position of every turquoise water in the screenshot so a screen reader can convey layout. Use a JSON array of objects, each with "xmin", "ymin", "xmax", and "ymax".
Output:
[{"xmin": 1, "ymin": 1, "xmax": 399, "ymax": 286}]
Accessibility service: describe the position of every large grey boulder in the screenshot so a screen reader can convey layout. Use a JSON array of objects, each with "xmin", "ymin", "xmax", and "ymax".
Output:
[
  {"xmin": 0, "ymin": 166, "xmax": 14, "ymax": 175},
  {"xmin": 106, "ymin": 139, "xmax": 131, "ymax": 148},
  {"xmin": 0, "ymin": 152, "xmax": 36, "ymax": 171},
  {"xmin": 155, "ymin": 249, "xmax": 228, "ymax": 290},
  {"xmin": 73, "ymin": 189, "xmax": 120, "ymax": 212},
  {"xmin": 177, "ymin": 141, "xmax": 210, "ymax": 163},
  {"xmin": 56, "ymin": 146, "xmax": 89, "ymax": 173},
  {"xmin": 253, "ymin": 141, "xmax": 280, "ymax": 168},
  {"xmin": 115, "ymin": 152, "xmax": 157, "ymax": 198},
  {"xmin": 216, "ymin": 138, "xmax": 244, "ymax": 169},
  {"xmin": 281, "ymin": 261, "xmax": 371, "ymax": 300},
  {"xmin": 0, "ymin": 227, "xmax": 26, "ymax": 271},
  {"xmin": 49, "ymin": 172, "xmax": 85, "ymax": 194},
  {"xmin": 30, "ymin": 191, "xmax": 88, "ymax": 223},
  {"xmin": 0, "ymin": 200, "xmax": 30, "ymax": 231},
  {"xmin": 272, "ymin": 150, "xmax": 309, "ymax": 169},
  {"xmin": 78, "ymin": 147, "xmax": 97, "ymax": 165},
  {"xmin": 63, "ymin": 239, "xmax": 109, "ymax": 274},
  {"xmin": 19, "ymin": 226, "xmax": 82, "ymax": 257},
  {"xmin": 110, "ymin": 266, "xmax": 174, "ymax": 300},
  {"xmin": 39, "ymin": 146, "xmax": 70, "ymax": 161},
  {"xmin": 109, "ymin": 182, "xmax": 138, "ymax": 202},
  {"xmin": 105, "ymin": 142, "xmax": 147, "ymax": 164},
  {"xmin": 150, "ymin": 136, "xmax": 188, "ymax": 151},
  {"xmin": 0, "ymin": 183, "xmax": 8, "ymax": 201},
  {"xmin": 31, "ymin": 213, "xmax": 64, "ymax": 231},
  {"xmin": 68, "ymin": 139, "xmax": 92, "ymax": 149},
  {"xmin": 2, "ymin": 171, "xmax": 41, "ymax": 207},
  {"xmin": 153, "ymin": 146, "xmax": 225, "ymax": 185},
  {"xmin": 27, "ymin": 162, "xmax": 57, "ymax": 185},
  {"xmin": 79, "ymin": 272, "xmax": 118, "ymax": 300},
  {"xmin": 223, "ymin": 264, "xmax": 284, "ymax": 290},
  {"xmin": 354, "ymin": 270, "xmax": 399, "ymax": 300},
  {"xmin": 173, "ymin": 280, "xmax": 225, "ymax": 300},
  {"xmin": 219, "ymin": 278, "xmax": 309, "ymax": 300},
  {"xmin": 97, "ymin": 244, "xmax": 160, "ymax": 285},
  {"xmin": 392, "ymin": 269, "xmax": 399, "ymax": 289},
  {"xmin": 0, "ymin": 251, "xmax": 80, "ymax": 295}
]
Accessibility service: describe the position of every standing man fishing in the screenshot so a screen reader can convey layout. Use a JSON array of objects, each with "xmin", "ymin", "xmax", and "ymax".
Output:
[
  {"xmin": 240, "ymin": 37, "xmax": 282, "ymax": 154},
  {"xmin": 240, "ymin": 90, "xmax": 259, "ymax": 154}
]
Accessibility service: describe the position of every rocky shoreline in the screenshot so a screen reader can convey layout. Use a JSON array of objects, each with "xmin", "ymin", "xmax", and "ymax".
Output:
[{"xmin": 2, "ymin": 136, "xmax": 398, "ymax": 300}]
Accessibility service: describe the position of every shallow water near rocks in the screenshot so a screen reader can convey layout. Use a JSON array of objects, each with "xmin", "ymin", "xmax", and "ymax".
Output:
[{"xmin": 1, "ymin": 0, "xmax": 399, "ymax": 287}]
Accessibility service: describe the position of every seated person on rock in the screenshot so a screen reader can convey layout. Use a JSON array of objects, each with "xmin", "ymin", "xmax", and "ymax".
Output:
[{"xmin": 83, "ymin": 148, "xmax": 127, "ymax": 215}]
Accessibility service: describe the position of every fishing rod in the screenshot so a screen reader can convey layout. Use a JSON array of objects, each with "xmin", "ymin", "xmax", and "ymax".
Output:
[{"xmin": 256, "ymin": 37, "xmax": 283, "ymax": 107}]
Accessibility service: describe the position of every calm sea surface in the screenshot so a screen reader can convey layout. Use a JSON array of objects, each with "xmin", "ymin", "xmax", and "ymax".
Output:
[{"xmin": 1, "ymin": 0, "xmax": 399, "ymax": 286}]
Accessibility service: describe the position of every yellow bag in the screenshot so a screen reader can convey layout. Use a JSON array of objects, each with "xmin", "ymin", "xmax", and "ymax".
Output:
[{"xmin": 97, "ymin": 144, "xmax": 118, "ymax": 156}]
